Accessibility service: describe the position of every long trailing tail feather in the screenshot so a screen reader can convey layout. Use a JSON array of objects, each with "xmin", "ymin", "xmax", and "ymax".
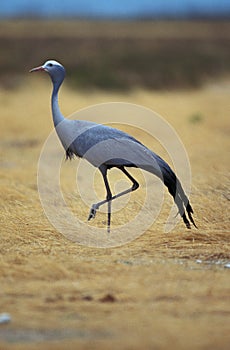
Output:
[
  {"xmin": 176, "ymin": 181, "xmax": 197, "ymax": 229},
  {"xmin": 185, "ymin": 202, "xmax": 198, "ymax": 229},
  {"xmin": 155, "ymin": 156, "xmax": 197, "ymax": 229}
]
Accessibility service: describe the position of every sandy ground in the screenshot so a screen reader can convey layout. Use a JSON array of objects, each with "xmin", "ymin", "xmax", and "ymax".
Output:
[{"xmin": 0, "ymin": 78, "xmax": 229, "ymax": 349}]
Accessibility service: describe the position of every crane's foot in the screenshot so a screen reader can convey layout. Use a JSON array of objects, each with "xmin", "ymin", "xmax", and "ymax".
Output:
[{"xmin": 88, "ymin": 204, "xmax": 99, "ymax": 221}]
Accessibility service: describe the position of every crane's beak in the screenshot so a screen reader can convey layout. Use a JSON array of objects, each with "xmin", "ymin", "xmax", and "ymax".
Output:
[{"xmin": 29, "ymin": 66, "xmax": 46, "ymax": 73}]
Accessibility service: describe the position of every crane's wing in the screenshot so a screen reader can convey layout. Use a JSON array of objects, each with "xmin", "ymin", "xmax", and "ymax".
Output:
[
  {"xmin": 57, "ymin": 120, "xmax": 179, "ymax": 185},
  {"xmin": 66, "ymin": 122, "xmax": 162, "ymax": 170}
]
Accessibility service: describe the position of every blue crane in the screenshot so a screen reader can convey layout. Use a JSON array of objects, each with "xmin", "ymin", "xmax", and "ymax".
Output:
[{"xmin": 30, "ymin": 60, "xmax": 197, "ymax": 233}]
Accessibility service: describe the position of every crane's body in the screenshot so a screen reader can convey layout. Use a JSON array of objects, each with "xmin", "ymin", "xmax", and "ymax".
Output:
[{"xmin": 30, "ymin": 60, "xmax": 197, "ymax": 232}]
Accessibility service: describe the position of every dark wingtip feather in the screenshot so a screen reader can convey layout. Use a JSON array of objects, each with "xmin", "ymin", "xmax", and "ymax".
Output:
[
  {"xmin": 186, "ymin": 203, "xmax": 198, "ymax": 229},
  {"xmin": 182, "ymin": 212, "xmax": 191, "ymax": 229},
  {"xmin": 186, "ymin": 222, "xmax": 191, "ymax": 229}
]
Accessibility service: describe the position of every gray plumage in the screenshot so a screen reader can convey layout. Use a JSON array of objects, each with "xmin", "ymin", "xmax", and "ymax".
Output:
[{"xmin": 30, "ymin": 60, "xmax": 197, "ymax": 232}]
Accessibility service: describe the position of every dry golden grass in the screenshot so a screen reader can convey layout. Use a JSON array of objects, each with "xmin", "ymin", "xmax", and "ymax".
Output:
[{"xmin": 0, "ymin": 77, "xmax": 229, "ymax": 349}]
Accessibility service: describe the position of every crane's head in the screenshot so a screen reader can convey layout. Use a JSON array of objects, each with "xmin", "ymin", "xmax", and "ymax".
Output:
[{"xmin": 30, "ymin": 60, "xmax": 66, "ymax": 87}]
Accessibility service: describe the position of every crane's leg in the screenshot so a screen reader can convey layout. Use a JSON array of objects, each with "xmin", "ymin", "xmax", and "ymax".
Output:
[
  {"xmin": 101, "ymin": 167, "xmax": 112, "ymax": 233},
  {"xmin": 88, "ymin": 166, "xmax": 139, "ymax": 232},
  {"xmin": 88, "ymin": 165, "xmax": 112, "ymax": 233}
]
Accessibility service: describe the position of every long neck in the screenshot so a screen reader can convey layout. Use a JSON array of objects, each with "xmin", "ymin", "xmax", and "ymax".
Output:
[{"xmin": 51, "ymin": 83, "xmax": 65, "ymax": 127}]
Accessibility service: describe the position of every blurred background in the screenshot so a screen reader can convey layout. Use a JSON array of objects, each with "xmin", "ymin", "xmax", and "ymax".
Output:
[{"xmin": 0, "ymin": 0, "xmax": 230, "ymax": 90}]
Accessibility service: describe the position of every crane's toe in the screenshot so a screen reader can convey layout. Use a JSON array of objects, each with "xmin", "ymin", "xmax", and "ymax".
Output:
[{"xmin": 88, "ymin": 204, "xmax": 98, "ymax": 221}]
